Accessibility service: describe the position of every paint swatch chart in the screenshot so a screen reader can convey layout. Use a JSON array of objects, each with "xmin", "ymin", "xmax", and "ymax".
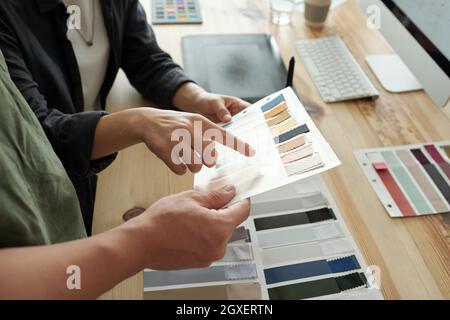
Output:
[
  {"xmin": 355, "ymin": 141, "xmax": 450, "ymax": 217},
  {"xmin": 194, "ymin": 87, "xmax": 340, "ymax": 203},
  {"xmin": 151, "ymin": 0, "xmax": 203, "ymax": 25},
  {"xmin": 143, "ymin": 176, "xmax": 383, "ymax": 300}
]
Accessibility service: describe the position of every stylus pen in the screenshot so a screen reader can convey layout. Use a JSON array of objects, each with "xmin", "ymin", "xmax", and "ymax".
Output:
[{"xmin": 286, "ymin": 57, "xmax": 295, "ymax": 88}]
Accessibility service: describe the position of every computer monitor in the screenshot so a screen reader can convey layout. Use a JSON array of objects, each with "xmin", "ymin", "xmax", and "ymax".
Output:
[{"xmin": 358, "ymin": 0, "xmax": 450, "ymax": 108}]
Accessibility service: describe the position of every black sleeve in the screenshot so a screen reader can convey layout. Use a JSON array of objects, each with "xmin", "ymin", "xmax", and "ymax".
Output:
[
  {"xmin": 0, "ymin": 18, "xmax": 116, "ymax": 177},
  {"xmin": 121, "ymin": 0, "xmax": 193, "ymax": 107}
]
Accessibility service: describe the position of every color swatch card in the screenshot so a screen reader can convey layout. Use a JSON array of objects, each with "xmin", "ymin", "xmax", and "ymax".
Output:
[
  {"xmin": 151, "ymin": 0, "xmax": 203, "ymax": 25},
  {"xmin": 144, "ymin": 176, "xmax": 383, "ymax": 300},
  {"xmin": 251, "ymin": 176, "xmax": 383, "ymax": 300},
  {"xmin": 194, "ymin": 87, "xmax": 340, "ymax": 202},
  {"xmin": 355, "ymin": 141, "xmax": 450, "ymax": 218}
]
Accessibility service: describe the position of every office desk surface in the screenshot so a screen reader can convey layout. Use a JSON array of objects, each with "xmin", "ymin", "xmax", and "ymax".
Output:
[{"xmin": 92, "ymin": 0, "xmax": 450, "ymax": 300}]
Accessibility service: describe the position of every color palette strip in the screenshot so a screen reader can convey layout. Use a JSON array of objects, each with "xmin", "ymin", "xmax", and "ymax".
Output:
[
  {"xmin": 285, "ymin": 153, "xmax": 323, "ymax": 176},
  {"xmin": 251, "ymin": 193, "xmax": 329, "ymax": 216},
  {"xmin": 270, "ymin": 118, "xmax": 298, "ymax": 136},
  {"xmin": 229, "ymin": 227, "xmax": 251, "ymax": 243},
  {"xmin": 411, "ymin": 148, "xmax": 450, "ymax": 204},
  {"xmin": 261, "ymin": 239, "xmax": 354, "ymax": 266},
  {"xmin": 277, "ymin": 135, "xmax": 308, "ymax": 154},
  {"xmin": 268, "ymin": 272, "xmax": 368, "ymax": 300},
  {"xmin": 144, "ymin": 264, "xmax": 258, "ymax": 288},
  {"xmin": 264, "ymin": 255, "xmax": 360, "ymax": 285},
  {"xmin": 382, "ymin": 151, "xmax": 430, "ymax": 215},
  {"xmin": 396, "ymin": 150, "xmax": 449, "ymax": 213},
  {"xmin": 281, "ymin": 145, "xmax": 315, "ymax": 164},
  {"xmin": 356, "ymin": 142, "xmax": 450, "ymax": 217},
  {"xmin": 221, "ymin": 244, "xmax": 254, "ymax": 262},
  {"xmin": 254, "ymin": 208, "xmax": 336, "ymax": 231},
  {"xmin": 274, "ymin": 124, "xmax": 310, "ymax": 145},
  {"xmin": 264, "ymin": 102, "xmax": 288, "ymax": 119},
  {"xmin": 144, "ymin": 283, "xmax": 261, "ymax": 300},
  {"xmin": 261, "ymin": 94, "xmax": 285, "ymax": 112},
  {"xmin": 257, "ymin": 222, "xmax": 344, "ymax": 249},
  {"xmin": 260, "ymin": 94, "xmax": 323, "ymax": 177},
  {"xmin": 425, "ymin": 144, "xmax": 450, "ymax": 180}
]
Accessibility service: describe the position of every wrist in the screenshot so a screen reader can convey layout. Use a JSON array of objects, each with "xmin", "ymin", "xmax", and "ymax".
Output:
[
  {"xmin": 127, "ymin": 108, "xmax": 155, "ymax": 144},
  {"xmin": 109, "ymin": 219, "xmax": 151, "ymax": 271},
  {"xmin": 172, "ymin": 82, "xmax": 208, "ymax": 113}
]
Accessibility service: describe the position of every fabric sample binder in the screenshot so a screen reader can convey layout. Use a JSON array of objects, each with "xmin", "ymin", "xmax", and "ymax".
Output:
[{"xmin": 182, "ymin": 34, "xmax": 288, "ymax": 103}]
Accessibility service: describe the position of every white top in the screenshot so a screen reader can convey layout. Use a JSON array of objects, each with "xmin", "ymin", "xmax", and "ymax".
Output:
[{"xmin": 64, "ymin": 0, "xmax": 110, "ymax": 111}]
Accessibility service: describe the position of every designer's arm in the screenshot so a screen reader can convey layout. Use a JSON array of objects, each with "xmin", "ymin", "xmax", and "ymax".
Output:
[{"xmin": 0, "ymin": 187, "xmax": 250, "ymax": 299}]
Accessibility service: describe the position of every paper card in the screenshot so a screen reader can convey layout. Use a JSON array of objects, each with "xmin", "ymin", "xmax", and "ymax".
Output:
[{"xmin": 194, "ymin": 87, "xmax": 340, "ymax": 202}]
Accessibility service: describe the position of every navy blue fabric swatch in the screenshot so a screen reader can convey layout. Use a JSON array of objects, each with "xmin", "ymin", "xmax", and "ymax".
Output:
[{"xmin": 264, "ymin": 255, "xmax": 360, "ymax": 285}]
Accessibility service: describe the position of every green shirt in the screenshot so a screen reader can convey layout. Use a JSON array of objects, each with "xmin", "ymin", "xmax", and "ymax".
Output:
[{"xmin": 0, "ymin": 51, "xmax": 86, "ymax": 248}]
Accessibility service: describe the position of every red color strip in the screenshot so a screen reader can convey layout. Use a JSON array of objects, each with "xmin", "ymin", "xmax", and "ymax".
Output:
[
  {"xmin": 373, "ymin": 163, "xmax": 416, "ymax": 217},
  {"xmin": 425, "ymin": 144, "xmax": 450, "ymax": 180},
  {"xmin": 424, "ymin": 144, "xmax": 445, "ymax": 163}
]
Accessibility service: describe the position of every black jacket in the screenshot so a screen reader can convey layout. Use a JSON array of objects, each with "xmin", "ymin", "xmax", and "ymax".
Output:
[{"xmin": 0, "ymin": 0, "xmax": 192, "ymax": 233}]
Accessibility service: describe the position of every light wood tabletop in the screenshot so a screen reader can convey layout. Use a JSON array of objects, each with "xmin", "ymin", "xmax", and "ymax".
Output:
[{"xmin": 92, "ymin": 0, "xmax": 450, "ymax": 300}]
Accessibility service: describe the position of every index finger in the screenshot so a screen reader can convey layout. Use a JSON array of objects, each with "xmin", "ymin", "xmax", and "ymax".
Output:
[{"xmin": 203, "ymin": 119, "xmax": 256, "ymax": 157}]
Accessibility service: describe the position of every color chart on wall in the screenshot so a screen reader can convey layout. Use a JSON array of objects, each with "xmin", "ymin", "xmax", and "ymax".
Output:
[
  {"xmin": 144, "ymin": 176, "xmax": 383, "ymax": 300},
  {"xmin": 194, "ymin": 87, "xmax": 340, "ymax": 203},
  {"xmin": 355, "ymin": 141, "xmax": 450, "ymax": 218}
]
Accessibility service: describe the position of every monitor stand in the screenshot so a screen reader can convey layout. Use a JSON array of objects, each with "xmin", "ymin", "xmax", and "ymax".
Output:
[{"xmin": 365, "ymin": 54, "xmax": 423, "ymax": 93}]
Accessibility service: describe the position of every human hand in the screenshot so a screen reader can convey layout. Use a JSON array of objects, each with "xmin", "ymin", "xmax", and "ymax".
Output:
[
  {"xmin": 135, "ymin": 108, "xmax": 255, "ymax": 175},
  {"xmin": 172, "ymin": 82, "xmax": 250, "ymax": 123},
  {"xmin": 128, "ymin": 185, "xmax": 250, "ymax": 270}
]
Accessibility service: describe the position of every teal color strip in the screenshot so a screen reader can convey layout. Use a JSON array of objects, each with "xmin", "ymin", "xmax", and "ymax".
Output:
[{"xmin": 381, "ymin": 151, "xmax": 431, "ymax": 214}]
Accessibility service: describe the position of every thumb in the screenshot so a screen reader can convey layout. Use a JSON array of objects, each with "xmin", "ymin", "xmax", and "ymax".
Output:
[
  {"xmin": 218, "ymin": 199, "xmax": 251, "ymax": 227},
  {"xmin": 198, "ymin": 185, "xmax": 237, "ymax": 210},
  {"xmin": 213, "ymin": 100, "xmax": 232, "ymax": 123}
]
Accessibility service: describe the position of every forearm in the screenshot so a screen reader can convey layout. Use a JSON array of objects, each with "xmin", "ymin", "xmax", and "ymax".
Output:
[
  {"xmin": 0, "ymin": 223, "xmax": 146, "ymax": 300},
  {"xmin": 91, "ymin": 109, "xmax": 145, "ymax": 161}
]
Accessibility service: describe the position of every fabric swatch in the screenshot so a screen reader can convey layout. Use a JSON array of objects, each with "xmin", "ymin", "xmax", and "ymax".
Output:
[
  {"xmin": 372, "ymin": 159, "xmax": 416, "ymax": 217},
  {"xmin": 270, "ymin": 117, "xmax": 298, "ymax": 136},
  {"xmin": 261, "ymin": 94, "xmax": 285, "ymax": 112},
  {"xmin": 381, "ymin": 151, "xmax": 431, "ymax": 214},
  {"xmin": 274, "ymin": 124, "xmax": 310, "ymax": 144},
  {"xmin": 264, "ymin": 102, "xmax": 288, "ymax": 119},
  {"xmin": 285, "ymin": 153, "xmax": 323, "ymax": 176},
  {"xmin": 277, "ymin": 135, "xmax": 307, "ymax": 154},
  {"xmin": 144, "ymin": 264, "xmax": 258, "ymax": 288},
  {"xmin": 229, "ymin": 227, "xmax": 250, "ymax": 243},
  {"xmin": 251, "ymin": 193, "xmax": 329, "ymax": 216},
  {"xmin": 425, "ymin": 144, "xmax": 450, "ymax": 180},
  {"xmin": 261, "ymin": 239, "xmax": 354, "ymax": 266},
  {"xmin": 411, "ymin": 148, "xmax": 450, "ymax": 205},
  {"xmin": 144, "ymin": 283, "xmax": 262, "ymax": 300},
  {"xmin": 221, "ymin": 244, "xmax": 254, "ymax": 262},
  {"xmin": 281, "ymin": 145, "xmax": 314, "ymax": 164},
  {"xmin": 267, "ymin": 110, "xmax": 290, "ymax": 127},
  {"xmin": 254, "ymin": 207, "xmax": 336, "ymax": 231},
  {"xmin": 396, "ymin": 150, "xmax": 449, "ymax": 213},
  {"xmin": 257, "ymin": 222, "xmax": 344, "ymax": 248},
  {"xmin": 268, "ymin": 272, "xmax": 367, "ymax": 300},
  {"xmin": 264, "ymin": 255, "xmax": 360, "ymax": 284}
]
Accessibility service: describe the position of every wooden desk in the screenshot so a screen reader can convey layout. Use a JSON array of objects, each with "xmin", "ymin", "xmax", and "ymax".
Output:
[{"xmin": 92, "ymin": 0, "xmax": 450, "ymax": 299}]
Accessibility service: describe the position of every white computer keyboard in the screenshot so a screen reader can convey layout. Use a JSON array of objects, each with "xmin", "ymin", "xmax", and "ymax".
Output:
[{"xmin": 295, "ymin": 36, "xmax": 379, "ymax": 103}]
